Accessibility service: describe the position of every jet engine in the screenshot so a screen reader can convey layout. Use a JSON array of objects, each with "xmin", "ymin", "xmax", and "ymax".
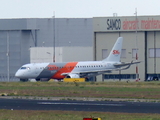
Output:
[{"xmin": 66, "ymin": 73, "xmax": 80, "ymax": 78}]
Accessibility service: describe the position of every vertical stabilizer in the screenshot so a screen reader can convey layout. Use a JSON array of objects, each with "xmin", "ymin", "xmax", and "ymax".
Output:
[{"xmin": 103, "ymin": 37, "xmax": 123, "ymax": 62}]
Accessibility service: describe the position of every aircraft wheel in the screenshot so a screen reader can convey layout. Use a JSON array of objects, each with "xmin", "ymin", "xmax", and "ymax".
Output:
[
  {"xmin": 36, "ymin": 79, "xmax": 40, "ymax": 81},
  {"xmin": 20, "ymin": 79, "xmax": 28, "ymax": 82}
]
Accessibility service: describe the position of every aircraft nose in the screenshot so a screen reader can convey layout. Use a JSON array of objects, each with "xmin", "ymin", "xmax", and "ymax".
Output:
[{"xmin": 15, "ymin": 71, "xmax": 22, "ymax": 78}]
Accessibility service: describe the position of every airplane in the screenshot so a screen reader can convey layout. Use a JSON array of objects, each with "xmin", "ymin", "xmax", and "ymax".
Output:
[{"xmin": 15, "ymin": 37, "xmax": 141, "ymax": 81}]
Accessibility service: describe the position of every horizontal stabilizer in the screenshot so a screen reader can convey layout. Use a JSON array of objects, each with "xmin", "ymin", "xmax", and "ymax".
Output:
[{"xmin": 114, "ymin": 60, "xmax": 142, "ymax": 67}]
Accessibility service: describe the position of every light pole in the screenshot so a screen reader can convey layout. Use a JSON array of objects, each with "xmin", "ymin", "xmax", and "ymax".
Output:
[
  {"xmin": 7, "ymin": 31, "xmax": 10, "ymax": 82},
  {"xmin": 135, "ymin": 8, "xmax": 139, "ymax": 81},
  {"xmin": 53, "ymin": 11, "xmax": 56, "ymax": 62}
]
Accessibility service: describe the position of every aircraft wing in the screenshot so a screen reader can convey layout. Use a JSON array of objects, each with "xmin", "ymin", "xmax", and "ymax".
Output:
[
  {"xmin": 61, "ymin": 60, "xmax": 142, "ymax": 77},
  {"xmin": 61, "ymin": 69, "xmax": 112, "ymax": 76}
]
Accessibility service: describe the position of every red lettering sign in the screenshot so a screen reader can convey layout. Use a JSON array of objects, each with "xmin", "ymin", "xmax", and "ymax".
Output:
[
  {"xmin": 123, "ymin": 19, "xmax": 138, "ymax": 30},
  {"xmin": 113, "ymin": 50, "xmax": 120, "ymax": 55},
  {"xmin": 141, "ymin": 18, "xmax": 160, "ymax": 29}
]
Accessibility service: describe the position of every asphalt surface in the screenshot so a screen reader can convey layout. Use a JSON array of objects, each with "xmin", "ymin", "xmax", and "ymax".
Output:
[{"xmin": 0, "ymin": 98, "xmax": 160, "ymax": 113}]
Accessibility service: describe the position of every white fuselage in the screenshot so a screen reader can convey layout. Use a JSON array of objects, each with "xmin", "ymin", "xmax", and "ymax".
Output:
[{"xmin": 15, "ymin": 61, "xmax": 119, "ymax": 80}]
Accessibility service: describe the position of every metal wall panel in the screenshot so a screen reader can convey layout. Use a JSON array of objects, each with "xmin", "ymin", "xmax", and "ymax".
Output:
[
  {"xmin": 147, "ymin": 31, "xmax": 160, "ymax": 74},
  {"xmin": 155, "ymin": 32, "xmax": 160, "ymax": 73},
  {"xmin": 0, "ymin": 19, "xmax": 27, "ymax": 30},
  {"xmin": 147, "ymin": 32, "xmax": 155, "ymax": 73},
  {"xmin": 35, "ymin": 18, "xmax": 93, "ymax": 47},
  {"xmin": 120, "ymin": 32, "xmax": 145, "ymax": 80}
]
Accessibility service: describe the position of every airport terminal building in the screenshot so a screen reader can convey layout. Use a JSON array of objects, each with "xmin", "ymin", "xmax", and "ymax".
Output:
[{"xmin": 0, "ymin": 15, "xmax": 160, "ymax": 81}]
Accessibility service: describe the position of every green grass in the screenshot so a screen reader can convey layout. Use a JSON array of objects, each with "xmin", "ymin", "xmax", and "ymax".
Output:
[
  {"xmin": 0, "ymin": 81, "xmax": 160, "ymax": 99},
  {"xmin": 0, "ymin": 110, "xmax": 160, "ymax": 120}
]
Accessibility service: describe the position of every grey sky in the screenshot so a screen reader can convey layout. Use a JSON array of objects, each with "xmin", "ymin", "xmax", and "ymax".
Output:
[{"xmin": 0, "ymin": 0, "xmax": 159, "ymax": 18}]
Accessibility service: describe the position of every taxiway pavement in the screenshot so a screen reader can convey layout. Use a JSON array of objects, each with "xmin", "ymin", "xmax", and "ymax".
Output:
[{"xmin": 0, "ymin": 98, "xmax": 160, "ymax": 113}]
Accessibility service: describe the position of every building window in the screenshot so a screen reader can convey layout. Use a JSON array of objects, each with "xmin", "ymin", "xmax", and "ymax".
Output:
[
  {"xmin": 104, "ymin": 74, "xmax": 136, "ymax": 79},
  {"xmin": 121, "ymin": 49, "xmax": 126, "ymax": 58},
  {"xmin": 157, "ymin": 48, "xmax": 160, "ymax": 57},
  {"xmin": 149, "ymin": 48, "xmax": 160, "ymax": 58},
  {"xmin": 149, "ymin": 48, "xmax": 154, "ymax": 57},
  {"xmin": 156, "ymin": 48, "xmax": 160, "ymax": 57},
  {"xmin": 102, "ymin": 49, "xmax": 108, "ymax": 59},
  {"xmin": 132, "ymin": 49, "xmax": 138, "ymax": 58}
]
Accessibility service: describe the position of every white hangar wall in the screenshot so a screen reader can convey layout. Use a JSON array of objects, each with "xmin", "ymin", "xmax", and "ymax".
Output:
[
  {"xmin": 30, "ymin": 47, "xmax": 93, "ymax": 63},
  {"xmin": 93, "ymin": 16, "xmax": 160, "ymax": 81},
  {"xmin": 59, "ymin": 47, "xmax": 93, "ymax": 62}
]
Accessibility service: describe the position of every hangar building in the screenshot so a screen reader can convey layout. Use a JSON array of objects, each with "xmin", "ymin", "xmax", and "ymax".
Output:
[
  {"xmin": 93, "ymin": 15, "xmax": 160, "ymax": 81},
  {"xmin": 1, "ymin": 15, "xmax": 160, "ymax": 82},
  {"xmin": 0, "ymin": 18, "xmax": 93, "ymax": 81}
]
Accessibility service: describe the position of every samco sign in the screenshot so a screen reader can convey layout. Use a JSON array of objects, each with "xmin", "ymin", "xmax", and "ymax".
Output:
[
  {"xmin": 107, "ymin": 19, "xmax": 121, "ymax": 30},
  {"xmin": 94, "ymin": 16, "xmax": 160, "ymax": 32}
]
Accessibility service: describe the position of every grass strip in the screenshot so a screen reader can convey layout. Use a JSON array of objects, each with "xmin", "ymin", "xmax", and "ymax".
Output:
[
  {"xmin": 0, "ymin": 81, "xmax": 160, "ymax": 99},
  {"xmin": 0, "ymin": 110, "xmax": 160, "ymax": 120}
]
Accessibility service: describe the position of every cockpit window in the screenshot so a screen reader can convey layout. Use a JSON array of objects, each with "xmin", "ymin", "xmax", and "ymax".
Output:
[
  {"xmin": 21, "ymin": 67, "xmax": 27, "ymax": 69},
  {"xmin": 20, "ymin": 67, "xmax": 30, "ymax": 70}
]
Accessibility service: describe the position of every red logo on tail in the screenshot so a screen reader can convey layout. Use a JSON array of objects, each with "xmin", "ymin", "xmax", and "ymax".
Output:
[{"xmin": 113, "ymin": 50, "xmax": 120, "ymax": 55}]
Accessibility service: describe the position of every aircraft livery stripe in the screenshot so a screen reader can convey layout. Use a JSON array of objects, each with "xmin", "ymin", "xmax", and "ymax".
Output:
[{"xmin": 51, "ymin": 62, "xmax": 78, "ymax": 79}]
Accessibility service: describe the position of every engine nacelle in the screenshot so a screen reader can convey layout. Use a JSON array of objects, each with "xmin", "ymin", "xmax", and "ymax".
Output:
[{"xmin": 66, "ymin": 73, "xmax": 80, "ymax": 78}]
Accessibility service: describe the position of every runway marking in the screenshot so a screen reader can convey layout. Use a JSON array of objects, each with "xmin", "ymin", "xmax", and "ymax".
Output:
[{"xmin": 37, "ymin": 102, "xmax": 125, "ymax": 106}]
